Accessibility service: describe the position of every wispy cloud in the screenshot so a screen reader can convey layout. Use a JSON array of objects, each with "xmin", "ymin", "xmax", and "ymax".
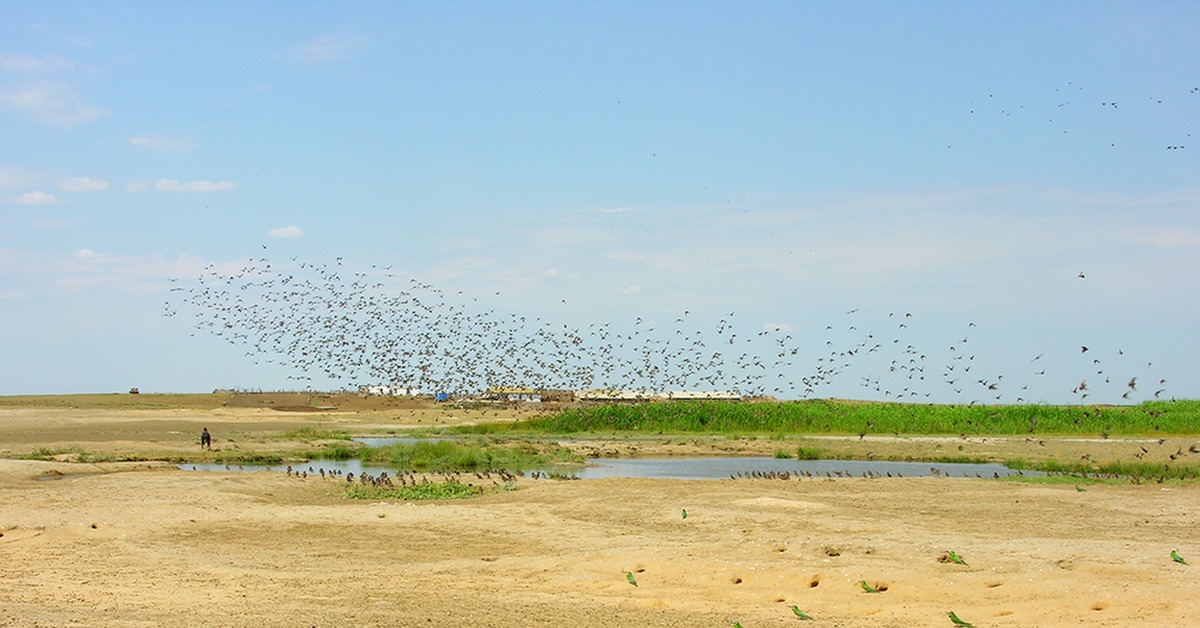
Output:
[
  {"xmin": 1133, "ymin": 227, "xmax": 1200, "ymax": 249},
  {"xmin": 588, "ymin": 206, "xmax": 648, "ymax": 214},
  {"xmin": 0, "ymin": 166, "xmax": 37, "ymax": 191},
  {"xmin": 0, "ymin": 80, "xmax": 106, "ymax": 127},
  {"xmin": 267, "ymin": 225, "xmax": 304, "ymax": 239},
  {"xmin": 154, "ymin": 179, "xmax": 238, "ymax": 192},
  {"xmin": 0, "ymin": 248, "xmax": 241, "ymax": 297},
  {"xmin": 6, "ymin": 190, "xmax": 60, "ymax": 204},
  {"xmin": 542, "ymin": 267, "xmax": 579, "ymax": 280},
  {"xmin": 286, "ymin": 34, "xmax": 367, "ymax": 64},
  {"xmin": 73, "ymin": 248, "xmax": 106, "ymax": 262},
  {"xmin": 0, "ymin": 53, "xmax": 75, "ymax": 74},
  {"xmin": 56, "ymin": 177, "xmax": 109, "ymax": 192},
  {"xmin": 129, "ymin": 135, "xmax": 196, "ymax": 153}
]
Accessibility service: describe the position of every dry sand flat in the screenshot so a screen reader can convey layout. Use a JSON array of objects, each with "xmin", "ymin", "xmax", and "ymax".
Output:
[
  {"xmin": 1, "ymin": 460, "xmax": 1198, "ymax": 627},
  {"xmin": 0, "ymin": 403, "xmax": 1198, "ymax": 626}
]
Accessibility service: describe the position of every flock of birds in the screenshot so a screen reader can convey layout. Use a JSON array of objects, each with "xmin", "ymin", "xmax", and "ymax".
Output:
[
  {"xmin": 966, "ymin": 81, "xmax": 1197, "ymax": 151},
  {"xmin": 283, "ymin": 464, "xmax": 531, "ymax": 486},
  {"xmin": 167, "ymin": 254, "xmax": 1171, "ymax": 405},
  {"xmin": 160, "ymin": 84, "xmax": 1194, "ymax": 403}
]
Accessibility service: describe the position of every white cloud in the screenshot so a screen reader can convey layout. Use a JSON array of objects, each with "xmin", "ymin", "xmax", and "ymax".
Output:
[
  {"xmin": 622, "ymin": 284, "xmax": 642, "ymax": 295},
  {"xmin": 287, "ymin": 34, "xmax": 367, "ymax": 63},
  {"xmin": 542, "ymin": 267, "xmax": 579, "ymax": 280},
  {"xmin": 0, "ymin": 53, "xmax": 74, "ymax": 74},
  {"xmin": 56, "ymin": 177, "xmax": 109, "ymax": 192},
  {"xmin": 267, "ymin": 225, "xmax": 304, "ymax": 239},
  {"xmin": 6, "ymin": 190, "xmax": 60, "ymax": 204},
  {"xmin": 154, "ymin": 179, "xmax": 238, "ymax": 192},
  {"xmin": 0, "ymin": 80, "xmax": 106, "ymax": 127},
  {"xmin": 74, "ymin": 248, "xmax": 105, "ymax": 261},
  {"xmin": 129, "ymin": 136, "xmax": 196, "ymax": 153}
]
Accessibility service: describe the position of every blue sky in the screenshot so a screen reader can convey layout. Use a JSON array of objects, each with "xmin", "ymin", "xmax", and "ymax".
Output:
[{"xmin": 2, "ymin": 2, "xmax": 1197, "ymax": 402}]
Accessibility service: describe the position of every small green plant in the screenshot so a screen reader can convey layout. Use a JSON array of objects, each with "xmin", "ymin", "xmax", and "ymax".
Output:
[
  {"xmin": 795, "ymin": 446, "xmax": 824, "ymax": 460},
  {"xmin": 773, "ymin": 449, "xmax": 792, "ymax": 459}
]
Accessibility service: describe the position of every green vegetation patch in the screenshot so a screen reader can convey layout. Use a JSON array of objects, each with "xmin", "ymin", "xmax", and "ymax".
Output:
[
  {"xmin": 276, "ymin": 427, "xmax": 353, "ymax": 441},
  {"xmin": 344, "ymin": 480, "xmax": 482, "ymax": 500},
  {"xmin": 303, "ymin": 439, "xmax": 583, "ymax": 471},
  {"xmin": 1006, "ymin": 457, "xmax": 1200, "ymax": 482},
  {"xmin": 460, "ymin": 399, "xmax": 1200, "ymax": 437},
  {"xmin": 210, "ymin": 452, "xmax": 285, "ymax": 465},
  {"xmin": 19, "ymin": 447, "xmax": 125, "ymax": 463},
  {"xmin": 795, "ymin": 446, "xmax": 824, "ymax": 460}
]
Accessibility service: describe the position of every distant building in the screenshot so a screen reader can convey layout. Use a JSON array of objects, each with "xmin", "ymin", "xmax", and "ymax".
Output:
[
  {"xmin": 576, "ymin": 389, "xmax": 652, "ymax": 403},
  {"xmin": 359, "ymin": 385, "xmax": 422, "ymax": 397},
  {"xmin": 484, "ymin": 387, "xmax": 543, "ymax": 403}
]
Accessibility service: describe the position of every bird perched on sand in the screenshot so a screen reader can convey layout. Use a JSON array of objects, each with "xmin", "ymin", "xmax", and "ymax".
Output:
[
  {"xmin": 1172, "ymin": 549, "xmax": 1188, "ymax": 565},
  {"xmin": 948, "ymin": 610, "xmax": 975, "ymax": 627},
  {"xmin": 860, "ymin": 580, "xmax": 880, "ymax": 593},
  {"xmin": 681, "ymin": 508, "xmax": 688, "ymax": 519},
  {"xmin": 946, "ymin": 550, "xmax": 968, "ymax": 565},
  {"xmin": 791, "ymin": 605, "xmax": 813, "ymax": 620},
  {"xmin": 625, "ymin": 571, "xmax": 638, "ymax": 586}
]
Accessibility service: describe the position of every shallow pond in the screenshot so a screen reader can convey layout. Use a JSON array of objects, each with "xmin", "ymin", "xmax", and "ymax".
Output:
[{"xmin": 182, "ymin": 455, "xmax": 1034, "ymax": 480}]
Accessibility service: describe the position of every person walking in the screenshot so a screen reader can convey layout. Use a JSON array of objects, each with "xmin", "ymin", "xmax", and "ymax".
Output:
[{"xmin": 200, "ymin": 427, "xmax": 212, "ymax": 450}]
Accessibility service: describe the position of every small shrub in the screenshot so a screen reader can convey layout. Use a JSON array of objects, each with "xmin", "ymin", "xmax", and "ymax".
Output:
[{"xmin": 796, "ymin": 446, "xmax": 823, "ymax": 460}]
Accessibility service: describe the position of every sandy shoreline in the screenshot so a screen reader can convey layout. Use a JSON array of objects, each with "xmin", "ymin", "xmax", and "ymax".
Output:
[{"xmin": 1, "ymin": 406, "xmax": 1197, "ymax": 626}]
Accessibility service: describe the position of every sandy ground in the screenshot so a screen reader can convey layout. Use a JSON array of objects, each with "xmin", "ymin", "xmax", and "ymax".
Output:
[{"xmin": 1, "ymin": 406, "xmax": 1198, "ymax": 626}]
